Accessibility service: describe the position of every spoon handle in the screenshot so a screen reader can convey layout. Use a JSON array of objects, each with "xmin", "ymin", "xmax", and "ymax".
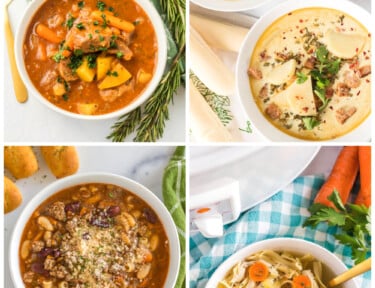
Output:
[
  {"xmin": 329, "ymin": 258, "xmax": 371, "ymax": 287},
  {"xmin": 4, "ymin": 6, "xmax": 28, "ymax": 103}
]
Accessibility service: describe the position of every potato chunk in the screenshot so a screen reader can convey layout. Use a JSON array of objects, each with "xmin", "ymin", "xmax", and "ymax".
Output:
[
  {"xmin": 76, "ymin": 58, "xmax": 96, "ymax": 82},
  {"xmin": 77, "ymin": 103, "xmax": 99, "ymax": 115},
  {"xmin": 97, "ymin": 56, "xmax": 114, "ymax": 80},
  {"xmin": 98, "ymin": 63, "xmax": 132, "ymax": 90}
]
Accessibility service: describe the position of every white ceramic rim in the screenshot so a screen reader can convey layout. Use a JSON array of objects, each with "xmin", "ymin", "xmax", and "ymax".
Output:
[
  {"xmin": 236, "ymin": 0, "xmax": 371, "ymax": 142},
  {"xmin": 206, "ymin": 237, "xmax": 359, "ymax": 288},
  {"xmin": 9, "ymin": 172, "xmax": 180, "ymax": 288},
  {"xmin": 14, "ymin": 0, "xmax": 167, "ymax": 120},
  {"xmin": 190, "ymin": 0, "xmax": 274, "ymax": 12}
]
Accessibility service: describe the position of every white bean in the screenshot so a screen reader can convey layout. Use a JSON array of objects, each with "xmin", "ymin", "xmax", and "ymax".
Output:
[
  {"xmin": 37, "ymin": 216, "xmax": 54, "ymax": 231},
  {"xmin": 42, "ymin": 280, "xmax": 53, "ymax": 288},
  {"xmin": 149, "ymin": 234, "xmax": 159, "ymax": 251},
  {"xmin": 137, "ymin": 264, "xmax": 151, "ymax": 280},
  {"xmin": 20, "ymin": 240, "xmax": 31, "ymax": 260},
  {"xmin": 58, "ymin": 281, "xmax": 69, "ymax": 288}
]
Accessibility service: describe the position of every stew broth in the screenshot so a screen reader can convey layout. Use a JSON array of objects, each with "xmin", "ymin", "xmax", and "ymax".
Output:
[
  {"xmin": 24, "ymin": 0, "xmax": 158, "ymax": 115},
  {"xmin": 19, "ymin": 183, "xmax": 169, "ymax": 287}
]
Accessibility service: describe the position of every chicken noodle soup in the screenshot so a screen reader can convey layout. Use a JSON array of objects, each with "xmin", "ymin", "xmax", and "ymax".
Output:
[
  {"xmin": 219, "ymin": 250, "xmax": 333, "ymax": 288},
  {"xmin": 20, "ymin": 183, "xmax": 169, "ymax": 287},
  {"xmin": 24, "ymin": 0, "xmax": 157, "ymax": 115},
  {"xmin": 248, "ymin": 8, "xmax": 371, "ymax": 140}
]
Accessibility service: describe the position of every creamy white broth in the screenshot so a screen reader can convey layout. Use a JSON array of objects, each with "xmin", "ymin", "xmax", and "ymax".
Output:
[{"xmin": 248, "ymin": 8, "xmax": 371, "ymax": 140}]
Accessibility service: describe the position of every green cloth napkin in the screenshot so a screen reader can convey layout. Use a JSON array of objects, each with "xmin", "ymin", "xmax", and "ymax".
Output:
[{"xmin": 163, "ymin": 146, "xmax": 186, "ymax": 288}]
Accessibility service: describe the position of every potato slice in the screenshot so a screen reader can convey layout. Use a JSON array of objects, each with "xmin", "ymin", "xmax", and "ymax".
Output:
[
  {"xmin": 77, "ymin": 103, "xmax": 99, "ymax": 115},
  {"xmin": 137, "ymin": 69, "xmax": 152, "ymax": 84},
  {"xmin": 76, "ymin": 58, "xmax": 96, "ymax": 82},
  {"xmin": 97, "ymin": 56, "xmax": 114, "ymax": 80},
  {"xmin": 286, "ymin": 76, "xmax": 317, "ymax": 116},
  {"xmin": 98, "ymin": 63, "xmax": 132, "ymax": 90},
  {"xmin": 325, "ymin": 29, "xmax": 365, "ymax": 59},
  {"xmin": 266, "ymin": 59, "xmax": 297, "ymax": 85}
]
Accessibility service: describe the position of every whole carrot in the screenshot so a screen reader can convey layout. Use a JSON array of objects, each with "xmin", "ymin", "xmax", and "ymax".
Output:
[
  {"xmin": 355, "ymin": 146, "xmax": 371, "ymax": 207},
  {"xmin": 314, "ymin": 146, "xmax": 359, "ymax": 208}
]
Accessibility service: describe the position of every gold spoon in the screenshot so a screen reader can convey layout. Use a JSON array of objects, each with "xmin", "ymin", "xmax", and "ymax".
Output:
[
  {"xmin": 329, "ymin": 258, "xmax": 371, "ymax": 287},
  {"xmin": 5, "ymin": 0, "xmax": 28, "ymax": 103}
]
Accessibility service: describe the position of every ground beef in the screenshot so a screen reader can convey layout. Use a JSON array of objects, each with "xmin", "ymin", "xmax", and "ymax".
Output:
[{"xmin": 46, "ymin": 201, "xmax": 66, "ymax": 221}]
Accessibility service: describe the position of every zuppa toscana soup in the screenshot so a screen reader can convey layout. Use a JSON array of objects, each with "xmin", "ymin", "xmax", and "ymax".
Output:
[
  {"xmin": 219, "ymin": 250, "xmax": 339, "ymax": 288},
  {"xmin": 24, "ymin": 0, "xmax": 157, "ymax": 115},
  {"xmin": 248, "ymin": 8, "xmax": 371, "ymax": 140},
  {"xmin": 20, "ymin": 183, "xmax": 169, "ymax": 287}
]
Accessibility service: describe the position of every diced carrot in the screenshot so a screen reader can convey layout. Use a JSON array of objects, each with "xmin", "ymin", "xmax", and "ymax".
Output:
[
  {"xmin": 91, "ymin": 10, "xmax": 135, "ymax": 33},
  {"xmin": 248, "ymin": 261, "xmax": 269, "ymax": 282},
  {"xmin": 61, "ymin": 50, "xmax": 71, "ymax": 58},
  {"xmin": 293, "ymin": 274, "xmax": 311, "ymax": 288},
  {"xmin": 35, "ymin": 23, "xmax": 62, "ymax": 44},
  {"xmin": 355, "ymin": 146, "xmax": 371, "ymax": 207},
  {"xmin": 314, "ymin": 146, "xmax": 359, "ymax": 208}
]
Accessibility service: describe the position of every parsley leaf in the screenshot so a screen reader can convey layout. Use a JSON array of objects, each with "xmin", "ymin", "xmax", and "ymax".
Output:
[
  {"xmin": 296, "ymin": 71, "xmax": 308, "ymax": 84},
  {"xmin": 302, "ymin": 116, "xmax": 320, "ymax": 130},
  {"xmin": 78, "ymin": 1, "xmax": 85, "ymax": 9},
  {"xmin": 76, "ymin": 23, "xmax": 85, "ymax": 30},
  {"xmin": 96, "ymin": 1, "xmax": 106, "ymax": 11},
  {"xmin": 66, "ymin": 15, "xmax": 76, "ymax": 29}
]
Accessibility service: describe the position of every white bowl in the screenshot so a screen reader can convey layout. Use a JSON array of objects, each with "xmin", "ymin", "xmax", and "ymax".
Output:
[
  {"xmin": 207, "ymin": 237, "xmax": 359, "ymax": 288},
  {"xmin": 191, "ymin": 0, "xmax": 275, "ymax": 12},
  {"xmin": 15, "ymin": 0, "xmax": 167, "ymax": 120},
  {"xmin": 236, "ymin": 0, "xmax": 371, "ymax": 142},
  {"xmin": 9, "ymin": 172, "xmax": 180, "ymax": 287}
]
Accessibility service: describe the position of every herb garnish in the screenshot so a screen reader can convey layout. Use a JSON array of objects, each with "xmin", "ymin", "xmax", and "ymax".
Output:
[
  {"xmin": 78, "ymin": 1, "xmax": 85, "ymax": 9},
  {"xmin": 96, "ymin": 1, "xmax": 106, "ymax": 11},
  {"xmin": 116, "ymin": 52, "xmax": 124, "ymax": 59},
  {"xmin": 76, "ymin": 22, "xmax": 85, "ymax": 30},
  {"xmin": 296, "ymin": 71, "xmax": 308, "ymax": 84},
  {"xmin": 66, "ymin": 14, "xmax": 76, "ymax": 29},
  {"xmin": 304, "ymin": 190, "xmax": 371, "ymax": 264},
  {"xmin": 302, "ymin": 116, "xmax": 320, "ymax": 130},
  {"xmin": 107, "ymin": 0, "xmax": 185, "ymax": 142},
  {"xmin": 87, "ymin": 54, "xmax": 97, "ymax": 69}
]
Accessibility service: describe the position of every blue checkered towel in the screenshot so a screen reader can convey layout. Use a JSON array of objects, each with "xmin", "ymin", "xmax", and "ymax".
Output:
[{"xmin": 190, "ymin": 175, "xmax": 371, "ymax": 288}]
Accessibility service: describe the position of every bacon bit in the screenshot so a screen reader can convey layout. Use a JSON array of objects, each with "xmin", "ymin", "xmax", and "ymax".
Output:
[
  {"xmin": 265, "ymin": 103, "xmax": 281, "ymax": 120},
  {"xmin": 325, "ymin": 87, "xmax": 334, "ymax": 98},
  {"xmin": 247, "ymin": 67, "xmax": 263, "ymax": 80},
  {"xmin": 344, "ymin": 71, "xmax": 361, "ymax": 88},
  {"xmin": 336, "ymin": 83, "xmax": 351, "ymax": 97},
  {"xmin": 336, "ymin": 106, "xmax": 357, "ymax": 124},
  {"xmin": 359, "ymin": 65, "xmax": 371, "ymax": 78},
  {"xmin": 349, "ymin": 60, "xmax": 359, "ymax": 70},
  {"xmin": 304, "ymin": 56, "xmax": 316, "ymax": 69},
  {"xmin": 258, "ymin": 84, "xmax": 268, "ymax": 99}
]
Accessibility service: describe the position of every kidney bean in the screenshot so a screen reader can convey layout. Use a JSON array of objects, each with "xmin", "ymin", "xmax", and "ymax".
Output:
[
  {"xmin": 31, "ymin": 262, "xmax": 48, "ymax": 276},
  {"xmin": 89, "ymin": 216, "xmax": 110, "ymax": 228},
  {"xmin": 143, "ymin": 208, "xmax": 157, "ymax": 224},
  {"xmin": 37, "ymin": 247, "xmax": 54, "ymax": 259},
  {"xmin": 107, "ymin": 206, "xmax": 121, "ymax": 217},
  {"xmin": 64, "ymin": 201, "xmax": 81, "ymax": 213}
]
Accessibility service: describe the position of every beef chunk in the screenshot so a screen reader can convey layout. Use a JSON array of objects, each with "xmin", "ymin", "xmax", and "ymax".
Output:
[
  {"xmin": 304, "ymin": 56, "xmax": 316, "ymax": 69},
  {"xmin": 99, "ymin": 79, "xmax": 135, "ymax": 102},
  {"xmin": 258, "ymin": 84, "xmax": 268, "ymax": 99},
  {"xmin": 59, "ymin": 60, "xmax": 79, "ymax": 82},
  {"xmin": 108, "ymin": 39, "xmax": 133, "ymax": 61}
]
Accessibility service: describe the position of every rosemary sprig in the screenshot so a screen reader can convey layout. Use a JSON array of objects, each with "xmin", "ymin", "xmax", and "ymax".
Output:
[{"xmin": 107, "ymin": 0, "xmax": 186, "ymax": 142}]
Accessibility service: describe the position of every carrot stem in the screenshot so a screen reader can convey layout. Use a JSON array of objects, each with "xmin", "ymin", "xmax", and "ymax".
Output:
[
  {"xmin": 355, "ymin": 146, "xmax": 371, "ymax": 207},
  {"xmin": 314, "ymin": 146, "xmax": 359, "ymax": 208}
]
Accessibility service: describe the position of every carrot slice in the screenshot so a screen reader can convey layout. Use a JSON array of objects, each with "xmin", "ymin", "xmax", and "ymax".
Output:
[
  {"xmin": 91, "ymin": 11, "xmax": 135, "ymax": 33},
  {"xmin": 35, "ymin": 23, "xmax": 62, "ymax": 44},
  {"xmin": 293, "ymin": 275, "xmax": 311, "ymax": 288},
  {"xmin": 314, "ymin": 146, "xmax": 359, "ymax": 208},
  {"xmin": 355, "ymin": 146, "xmax": 371, "ymax": 207},
  {"xmin": 248, "ymin": 261, "xmax": 269, "ymax": 282}
]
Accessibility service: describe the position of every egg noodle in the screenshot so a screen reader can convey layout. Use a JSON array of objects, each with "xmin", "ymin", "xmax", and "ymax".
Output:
[{"xmin": 218, "ymin": 250, "xmax": 327, "ymax": 288}]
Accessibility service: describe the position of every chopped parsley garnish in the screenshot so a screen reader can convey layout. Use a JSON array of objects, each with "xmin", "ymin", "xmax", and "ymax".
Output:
[
  {"xmin": 101, "ymin": 13, "xmax": 108, "ymax": 28},
  {"xmin": 108, "ymin": 6, "xmax": 114, "ymax": 12},
  {"xmin": 107, "ymin": 71, "xmax": 118, "ymax": 77},
  {"xmin": 66, "ymin": 15, "xmax": 76, "ymax": 29},
  {"xmin": 110, "ymin": 35, "xmax": 118, "ymax": 48},
  {"xmin": 76, "ymin": 22, "xmax": 85, "ymax": 30},
  {"xmin": 62, "ymin": 94, "xmax": 69, "ymax": 101},
  {"xmin": 78, "ymin": 1, "xmax": 85, "ymax": 9},
  {"xmin": 99, "ymin": 35, "xmax": 105, "ymax": 41},
  {"xmin": 296, "ymin": 71, "xmax": 308, "ymax": 84},
  {"xmin": 68, "ymin": 54, "xmax": 83, "ymax": 72},
  {"xmin": 88, "ymin": 33, "xmax": 93, "ymax": 39},
  {"xmin": 52, "ymin": 52, "xmax": 65, "ymax": 63},
  {"xmin": 133, "ymin": 18, "xmax": 142, "ymax": 26},
  {"xmin": 97, "ymin": 1, "xmax": 106, "ymax": 11},
  {"xmin": 116, "ymin": 52, "xmax": 124, "ymax": 59},
  {"xmin": 302, "ymin": 116, "xmax": 320, "ymax": 130},
  {"xmin": 93, "ymin": 20, "xmax": 99, "ymax": 26},
  {"xmin": 87, "ymin": 54, "xmax": 98, "ymax": 69},
  {"xmin": 74, "ymin": 49, "xmax": 84, "ymax": 56}
]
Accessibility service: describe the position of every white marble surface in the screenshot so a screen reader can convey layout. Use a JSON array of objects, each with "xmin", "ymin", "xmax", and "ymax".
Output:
[
  {"xmin": 4, "ymin": 146, "xmax": 176, "ymax": 288},
  {"xmin": 4, "ymin": 0, "xmax": 185, "ymax": 142}
]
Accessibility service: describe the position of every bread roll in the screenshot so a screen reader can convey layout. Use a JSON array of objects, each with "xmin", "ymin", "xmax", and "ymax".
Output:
[
  {"xmin": 41, "ymin": 146, "xmax": 79, "ymax": 178},
  {"xmin": 4, "ymin": 176, "xmax": 22, "ymax": 214},
  {"xmin": 4, "ymin": 146, "xmax": 38, "ymax": 179}
]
